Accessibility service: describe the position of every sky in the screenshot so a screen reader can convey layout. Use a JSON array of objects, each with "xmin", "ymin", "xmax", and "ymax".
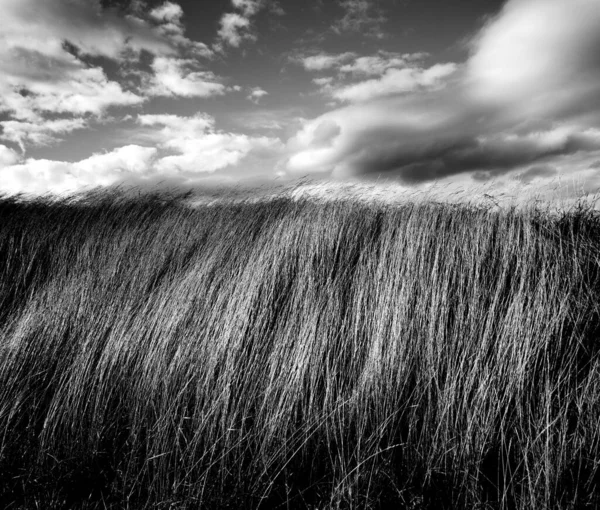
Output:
[{"xmin": 1, "ymin": 0, "xmax": 600, "ymax": 200}]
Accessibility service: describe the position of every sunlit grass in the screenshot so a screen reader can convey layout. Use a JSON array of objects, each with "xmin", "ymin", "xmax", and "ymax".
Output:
[{"xmin": 0, "ymin": 188, "xmax": 599, "ymax": 508}]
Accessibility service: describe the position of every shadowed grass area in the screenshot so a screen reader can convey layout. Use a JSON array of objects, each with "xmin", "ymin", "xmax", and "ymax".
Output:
[{"xmin": 0, "ymin": 190, "xmax": 599, "ymax": 509}]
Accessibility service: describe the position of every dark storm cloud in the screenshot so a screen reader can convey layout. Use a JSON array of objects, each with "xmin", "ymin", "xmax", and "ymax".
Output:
[{"xmin": 329, "ymin": 119, "xmax": 600, "ymax": 181}]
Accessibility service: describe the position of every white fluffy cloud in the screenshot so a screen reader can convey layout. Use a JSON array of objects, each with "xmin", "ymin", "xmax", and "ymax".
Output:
[
  {"xmin": 294, "ymin": 51, "xmax": 455, "ymax": 103},
  {"xmin": 149, "ymin": 1, "xmax": 184, "ymax": 22},
  {"xmin": 217, "ymin": 13, "xmax": 254, "ymax": 48},
  {"xmin": 0, "ymin": 0, "xmax": 176, "ymax": 63},
  {"xmin": 0, "ymin": 144, "xmax": 20, "ymax": 168},
  {"xmin": 296, "ymin": 51, "xmax": 425, "ymax": 75},
  {"xmin": 216, "ymin": 0, "xmax": 268, "ymax": 49},
  {"xmin": 0, "ymin": 34, "xmax": 142, "ymax": 147},
  {"xmin": 247, "ymin": 87, "xmax": 269, "ymax": 103},
  {"xmin": 0, "ymin": 1, "xmax": 155, "ymax": 141},
  {"xmin": 144, "ymin": 57, "xmax": 227, "ymax": 97},
  {"xmin": 0, "ymin": 113, "xmax": 286, "ymax": 195},
  {"xmin": 0, "ymin": 58, "xmax": 144, "ymax": 120},
  {"xmin": 466, "ymin": 0, "xmax": 600, "ymax": 121},
  {"xmin": 0, "ymin": 145, "xmax": 158, "ymax": 196},
  {"xmin": 0, "ymin": 0, "xmax": 223, "ymax": 155},
  {"xmin": 137, "ymin": 113, "xmax": 283, "ymax": 174},
  {"xmin": 0, "ymin": 1, "xmax": 290, "ymax": 196}
]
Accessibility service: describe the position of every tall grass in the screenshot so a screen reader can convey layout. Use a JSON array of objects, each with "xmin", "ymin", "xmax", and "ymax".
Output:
[{"xmin": 0, "ymin": 190, "xmax": 599, "ymax": 509}]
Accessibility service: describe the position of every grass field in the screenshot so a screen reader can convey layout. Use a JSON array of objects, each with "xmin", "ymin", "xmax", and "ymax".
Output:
[{"xmin": 1, "ymin": 189, "xmax": 599, "ymax": 509}]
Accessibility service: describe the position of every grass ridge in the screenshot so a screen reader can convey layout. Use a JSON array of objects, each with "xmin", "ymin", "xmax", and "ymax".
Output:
[{"xmin": 0, "ymin": 191, "xmax": 599, "ymax": 508}]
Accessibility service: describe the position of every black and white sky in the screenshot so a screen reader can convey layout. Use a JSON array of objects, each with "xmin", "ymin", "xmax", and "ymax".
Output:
[{"xmin": 1, "ymin": 0, "xmax": 600, "ymax": 198}]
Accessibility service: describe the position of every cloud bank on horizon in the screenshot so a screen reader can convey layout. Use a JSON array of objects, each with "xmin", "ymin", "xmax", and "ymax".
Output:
[{"xmin": 1, "ymin": 0, "xmax": 600, "ymax": 199}]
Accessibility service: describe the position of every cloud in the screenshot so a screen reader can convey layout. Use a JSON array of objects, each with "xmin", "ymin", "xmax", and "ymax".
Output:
[
  {"xmin": 0, "ymin": 118, "xmax": 87, "ymax": 151},
  {"xmin": 332, "ymin": 0, "xmax": 387, "ymax": 37},
  {"xmin": 232, "ymin": 0, "xmax": 263, "ymax": 16},
  {"xmin": 149, "ymin": 1, "xmax": 184, "ymax": 23},
  {"xmin": 149, "ymin": 1, "xmax": 213, "ymax": 57},
  {"xmin": 331, "ymin": 63, "xmax": 458, "ymax": 103},
  {"xmin": 309, "ymin": 120, "xmax": 342, "ymax": 149},
  {"xmin": 313, "ymin": 77, "xmax": 334, "ymax": 87},
  {"xmin": 0, "ymin": 10, "xmax": 149, "ymax": 122},
  {"xmin": 295, "ymin": 51, "xmax": 454, "ymax": 104},
  {"xmin": 232, "ymin": 107, "xmax": 305, "ymax": 133},
  {"xmin": 0, "ymin": 0, "xmax": 178, "ymax": 63},
  {"xmin": 0, "ymin": 57, "xmax": 144, "ymax": 121},
  {"xmin": 136, "ymin": 113, "xmax": 284, "ymax": 174},
  {"xmin": 297, "ymin": 52, "xmax": 357, "ymax": 71},
  {"xmin": 269, "ymin": 1, "xmax": 286, "ymax": 16},
  {"xmin": 287, "ymin": 94, "xmax": 600, "ymax": 181},
  {"xmin": 466, "ymin": 0, "xmax": 600, "ymax": 122},
  {"xmin": 339, "ymin": 52, "xmax": 428, "ymax": 76},
  {"xmin": 247, "ymin": 87, "xmax": 269, "ymax": 103},
  {"xmin": 0, "ymin": 145, "xmax": 158, "ymax": 196},
  {"xmin": 514, "ymin": 165, "xmax": 558, "ymax": 184},
  {"xmin": 137, "ymin": 113, "xmax": 214, "ymax": 143},
  {"xmin": 294, "ymin": 50, "xmax": 428, "ymax": 76},
  {"xmin": 285, "ymin": 0, "xmax": 600, "ymax": 196},
  {"xmin": 0, "ymin": 1, "xmax": 287, "ymax": 196},
  {"xmin": 217, "ymin": 13, "xmax": 254, "ymax": 48},
  {"xmin": 0, "ymin": 1, "xmax": 195, "ymax": 127},
  {"xmin": 216, "ymin": 0, "xmax": 269, "ymax": 49},
  {"xmin": 144, "ymin": 57, "xmax": 227, "ymax": 97},
  {"xmin": 76, "ymin": 145, "xmax": 158, "ymax": 175},
  {"xmin": 0, "ymin": 113, "xmax": 287, "ymax": 196},
  {"xmin": 0, "ymin": 144, "xmax": 20, "ymax": 168},
  {"xmin": 0, "ymin": 0, "xmax": 222, "ymax": 156}
]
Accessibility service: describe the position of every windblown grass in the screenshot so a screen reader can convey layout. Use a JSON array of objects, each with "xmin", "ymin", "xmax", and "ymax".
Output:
[{"xmin": 0, "ymin": 189, "xmax": 599, "ymax": 509}]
